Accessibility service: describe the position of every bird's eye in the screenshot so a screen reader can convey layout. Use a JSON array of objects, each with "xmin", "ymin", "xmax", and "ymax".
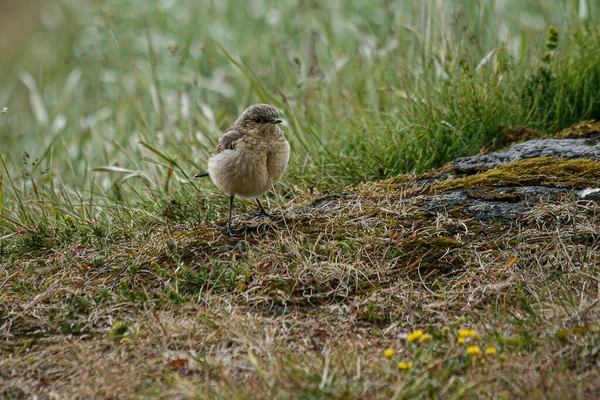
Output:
[{"xmin": 253, "ymin": 117, "xmax": 263, "ymax": 124}]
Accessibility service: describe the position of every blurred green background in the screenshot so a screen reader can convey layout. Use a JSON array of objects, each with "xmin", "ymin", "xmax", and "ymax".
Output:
[{"xmin": 1, "ymin": 0, "xmax": 599, "ymax": 232}]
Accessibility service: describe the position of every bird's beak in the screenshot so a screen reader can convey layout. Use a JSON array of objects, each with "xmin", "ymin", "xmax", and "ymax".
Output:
[{"xmin": 271, "ymin": 118, "xmax": 283, "ymax": 124}]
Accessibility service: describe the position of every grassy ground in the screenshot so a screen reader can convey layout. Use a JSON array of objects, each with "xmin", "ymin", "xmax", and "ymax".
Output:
[
  {"xmin": 2, "ymin": 152, "xmax": 600, "ymax": 398},
  {"xmin": 1, "ymin": 1, "xmax": 600, "ymax": 398}
]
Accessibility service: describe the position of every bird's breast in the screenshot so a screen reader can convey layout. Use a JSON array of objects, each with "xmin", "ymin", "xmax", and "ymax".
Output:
[{"xmin": 266, "ymin": 138, "xmax": 290, "ymax": 183}]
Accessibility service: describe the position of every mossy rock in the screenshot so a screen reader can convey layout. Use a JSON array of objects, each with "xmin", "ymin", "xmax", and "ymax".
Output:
[
  {"xmin": 556, "ymin": 120, "xmax": 600, "ymax": 139},
  {"xmin": 435, "ymin": 157, "xmax": 600, "ymax": 192}
]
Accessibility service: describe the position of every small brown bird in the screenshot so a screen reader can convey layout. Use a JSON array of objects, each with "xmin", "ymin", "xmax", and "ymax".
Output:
[{"xmin": 195, "ymin": 104, "xmax": 290, "ymax": 236}]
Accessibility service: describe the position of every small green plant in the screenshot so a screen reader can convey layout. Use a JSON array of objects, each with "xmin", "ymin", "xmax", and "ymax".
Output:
[
  {"xmin": 110, "ymin": 320, "xmax": 129, "ymax": 338},
  {"xmin": 178, "ymin": 261, "xmax": 242, "ymax": 295},
  {"xmin": 522, "ymin": 26, "xmax": 560, "ymax": 123},
  {"xmin": 92, "ymin": 257, "xmax": 104, "ymax": 268}
]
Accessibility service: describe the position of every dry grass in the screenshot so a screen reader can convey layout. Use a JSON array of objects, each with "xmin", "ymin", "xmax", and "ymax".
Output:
[{"xmin": 1, "ymin": 157, "xmax": 599, "ymax": 399}]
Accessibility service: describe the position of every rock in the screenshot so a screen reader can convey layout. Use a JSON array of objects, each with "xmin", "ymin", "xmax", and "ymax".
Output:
[
  {"xmin": 305, "ymin": 123, "xmax": 600, "ymax": 223},
  {"xmin": 578, "ymin": 188, "xmax": 600, "ymax": 200},
  {"xmin": 453, "ymin": 138, "xmax": 600, "ymax": 173},
  {"xmin": 413, "ymin": 186, "xmax": 570, "ymax": 221}
]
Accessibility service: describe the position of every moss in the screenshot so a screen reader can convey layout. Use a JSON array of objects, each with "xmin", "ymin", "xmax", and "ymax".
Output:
[
  {"xmin": 332, "ymin": 232, "xmax": 347, "ymax": 241},
  {"xmin": 384, "ymin": 235, "xmax": 465, "ymax": 276},
  {"xmin": 477, "ymin": 239, "xmax": 519, "ymax": 251},
  {"xmin": 387, "ymin": 235, "xmax": 462, "ymax": 259},
  {"xmin": 555, "ymin": 325, "xmax": 590, "ymax": 342},
  {"xmin": 556, "ymin": 120, "xmax": 600, "ymax": 139},
  {"xmin": 401, "ymin": 236, "xmax": 461, "ymax": 249},
  {"xmin": 355, "ymin": 169, "xmax": 447, "ymax": 200},
  {"xmin": 503, "ymin": 126, "xmax": 545, "ymax": 143},
  {"xmin": 438, "ymin": 157, "xmax": 600, "ymax": 191}
]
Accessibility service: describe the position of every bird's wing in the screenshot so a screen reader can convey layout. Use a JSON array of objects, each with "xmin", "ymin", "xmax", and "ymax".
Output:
[
  {"xmin": 216, "ymin": 129, "xmax": 244, "ymax": 154},
  {"xmin": 195, "ymin": 129, "xmax": 244, "ymax": 178}
]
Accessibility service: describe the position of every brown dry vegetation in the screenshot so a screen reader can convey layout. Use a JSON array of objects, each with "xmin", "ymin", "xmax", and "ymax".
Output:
[{"xmin": 2, "ymin": 151, "xmax": 600, "ymax": 399}]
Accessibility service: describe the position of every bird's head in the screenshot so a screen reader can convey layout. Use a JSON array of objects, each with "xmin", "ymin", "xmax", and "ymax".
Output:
[{"xmin": 236, "ymin": 103, "xmax": 283, "ymax": 134}]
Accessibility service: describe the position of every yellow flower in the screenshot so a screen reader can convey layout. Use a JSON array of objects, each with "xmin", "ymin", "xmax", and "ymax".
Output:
[
  {"xmin": 398, "ymin": 361, "xmax": 413, "ymax": 370},
  {"xmin": 383, "ymin": 348, "xmax": 395, "ymax": 358},
  {"xmin": 420, "ymin": 334, "xmax": 432, "ymax": 343},
  {"xmin": 458, "ymin": 328, "xmax": 475, "ymax": 338},
  {"xmin": 407, "ymin": 329, "xmax": 423, "ymax": 342},
  {"xmin": 466, "ymin": 346, "xmax": 481, "ymax": 356},
  {"xmin": 458, "ymin": 337, "xmax": 466, "ymax": 345},
  {"xmin": 485, "ymin": 347, "xmax": 496, "ymax": 356}
]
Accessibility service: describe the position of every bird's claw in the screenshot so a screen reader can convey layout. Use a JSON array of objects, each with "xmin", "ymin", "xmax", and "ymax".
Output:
[
  {"xmin": 225, "ymin": 224, "xmax": 235, "ymax": 237},
  {"xmin": 252, "ymin": 209, "xmax": 274, "ymax": 218}
]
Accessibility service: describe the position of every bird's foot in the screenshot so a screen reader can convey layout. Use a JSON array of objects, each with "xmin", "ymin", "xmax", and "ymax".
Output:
[
  {"xmin": 225, "ymin": 224, "xmax": 236, "ymax": 237},
  {"xmin": 254, "ymin": 199, "xmax": 275, "ymax": 219},
  {"xmin": 252, "ymin": 209, "xmax": 274, "ymax": 218}
]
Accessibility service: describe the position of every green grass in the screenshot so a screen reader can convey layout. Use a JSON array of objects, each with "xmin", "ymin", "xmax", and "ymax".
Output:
[{"xmin": 1, "ymin": 0, "xmax": 600, "ymax": 235}]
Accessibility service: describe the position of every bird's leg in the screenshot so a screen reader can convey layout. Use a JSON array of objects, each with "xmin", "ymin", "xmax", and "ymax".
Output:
[
  {"xmin": 255, "ymin": 198, "xmax": 273, "ymax": 218},
  {"xmin": 226, "ymin": 195, "xmax": 235, "ymax": 236}
]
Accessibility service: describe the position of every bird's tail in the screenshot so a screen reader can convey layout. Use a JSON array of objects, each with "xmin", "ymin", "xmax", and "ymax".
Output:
[{"xmin": 194, "ymin": 171, "xmax": 209, "ymax": 178}]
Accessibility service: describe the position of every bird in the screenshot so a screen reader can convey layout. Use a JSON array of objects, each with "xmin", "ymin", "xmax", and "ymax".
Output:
[{"xmin": 195, "ymin": 104, "xmax": 290, "ymax": 236}]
